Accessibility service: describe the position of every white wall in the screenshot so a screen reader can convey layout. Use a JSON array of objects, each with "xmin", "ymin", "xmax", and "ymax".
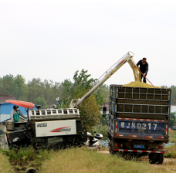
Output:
[
  {"xmin": 171, "ymin": 106, "xmax": 176, "ymax": 113},
  {"xmin": 0, "ymin": 114, "xmax": 10, "ymax": 122}
]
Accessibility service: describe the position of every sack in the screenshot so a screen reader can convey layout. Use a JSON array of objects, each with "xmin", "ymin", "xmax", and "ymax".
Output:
[{"xmin": 13, "ymin": 112, "xmax": 20, "ymax": 122}]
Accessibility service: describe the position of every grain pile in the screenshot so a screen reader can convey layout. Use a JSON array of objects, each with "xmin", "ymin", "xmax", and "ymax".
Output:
[{"xmin": 123, "ymin": 81, "xmax": 161, "ymax": 88}]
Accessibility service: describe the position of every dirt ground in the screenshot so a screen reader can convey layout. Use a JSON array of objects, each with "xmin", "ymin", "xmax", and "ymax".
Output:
[{"xmin": 98, "ymin": 151, "xmax": 176, "ymax": 173}]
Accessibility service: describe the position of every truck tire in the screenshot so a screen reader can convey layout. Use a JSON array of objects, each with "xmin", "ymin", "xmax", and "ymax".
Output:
[
  {"xmin": 109, "ymin": 144, "xmax": 114, "ymax": 154},
  {"xmin": 156, "ymin": 153, "xmax": 164, "ymax": 164},
  {"xmin": 149, "ymin": 153, "xmax": 157, "ymax": 164}
]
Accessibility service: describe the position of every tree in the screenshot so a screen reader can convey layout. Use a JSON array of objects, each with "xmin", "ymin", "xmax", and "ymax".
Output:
[
  {"xmin": 34, "ymin": 96, "xmax": 47, "ymax": 109},
  {"xmin": 13, "ymin": 75, "xmax": 28, "ymax": 100},
  {"xmin": 59, "ymin": 79, "xmax": 73, "ymax": 107},
  {"xmin": 0, "ymin": 74, "xmax": 14, "ymax": 95},
  {"xmin": 94, "ymin": 86, "xmax": 106, "ymax": 107},
  {"xmin": 169, "ymin": 112, "xmax": 176, "ymax": 129},
  {"xmin": 58, "ymin": 69, "xmax": 107, "ymax": 107},
  {"xmin": 27, "ymin": 78, "xmax": 44, "ymax": 103},
  {"xmin": 74, "ymin": 89, "xmax": 101, "ymax": 132}
]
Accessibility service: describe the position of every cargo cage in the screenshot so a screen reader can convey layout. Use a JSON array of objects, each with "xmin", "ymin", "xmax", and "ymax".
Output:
[
  {"xmin": 109, "ymin": 85, "xmax": 171, "ymax": 120},
  {"xmin": 28, "ymin": 108, "xmax": 80, "ymax": 121}
]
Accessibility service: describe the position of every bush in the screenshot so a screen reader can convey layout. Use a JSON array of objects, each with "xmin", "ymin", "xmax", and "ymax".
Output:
[
  {"xmin": 0, "ymin": 146, "xmax": 49, "ymax": 172},
  {"xmin": 165, "ymin": 143, "xmax": 176, "ymax": 158}
]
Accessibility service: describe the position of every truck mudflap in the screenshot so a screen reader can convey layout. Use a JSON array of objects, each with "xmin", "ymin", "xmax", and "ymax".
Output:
[
  {"xmin": 114, "ymin": 149, "xmax": 165, "ymax": 153},
  {"xmin": 0, "ymin": 128, "xmax": 9, "ymax": 149},
  {"xmin": 113, "ymin": 117, "xmax": 168, "ymax": 139}
]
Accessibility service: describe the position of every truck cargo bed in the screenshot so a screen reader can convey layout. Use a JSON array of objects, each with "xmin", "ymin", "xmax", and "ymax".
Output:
[
  {"xmin": 108, "ymin": 84, "xmax": 171, "ymax": 142},
  {"xmin": 109, "ymin": 85, "xmax": 171, "ymax": 120}
]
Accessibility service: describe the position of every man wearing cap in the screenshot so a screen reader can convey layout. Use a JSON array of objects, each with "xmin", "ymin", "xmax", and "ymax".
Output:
[
  {"xmin": 137, "ymin": 58, "xmax": 149, "ymax": 83},
  {"xmin": 10, "ymin": 105, "xmax": 27, "ymax": 122}
]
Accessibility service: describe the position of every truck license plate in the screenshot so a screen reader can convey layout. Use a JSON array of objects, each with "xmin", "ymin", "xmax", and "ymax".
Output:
[{"xmin": 134, "ymin": 145, "xmax": 144, "ymax": 149}]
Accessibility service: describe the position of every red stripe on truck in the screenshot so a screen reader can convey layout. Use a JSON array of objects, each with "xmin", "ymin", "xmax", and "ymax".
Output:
[
  {"xmin": 114, "ymin": 149, "xmax": 119, "ymax": 151},
  {"xmin": 158, "ymin": 136, "xmax": 163, "ymax": 138},
  {"xmin": 113, "ymin": 149, "xmax": 165, "ymax": 153},
  {"xmin": 123, "ymin": 149, "xmax": 128, "ymax": 152}
]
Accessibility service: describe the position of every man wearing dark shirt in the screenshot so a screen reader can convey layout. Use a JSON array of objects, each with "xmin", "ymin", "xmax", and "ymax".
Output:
[{"xmin": 136, "ymin": 58, "xmax": 149, "ymax": 83}]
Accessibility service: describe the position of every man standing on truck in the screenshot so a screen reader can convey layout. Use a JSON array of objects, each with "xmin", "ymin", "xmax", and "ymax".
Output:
[{"xmin": 137, "ymin": 58, "xmax": 149, "ymax": 83}]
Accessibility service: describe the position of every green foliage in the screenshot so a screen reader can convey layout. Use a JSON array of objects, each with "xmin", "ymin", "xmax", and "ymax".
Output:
[
  {"xmin": 0, "ymin": 71, "xmax": 109, "ymax": 111},
  {"xmin": 0, "ymin": 146, "xmax": 49, "ymax": 172},
  {"xmin": 161, "ymin": 85, "xmax": 176, "ymax": 104},
  {"xmin": 55, "ymin": 69, "xmax": 108, "ymax": 108},
  {"xmin": 0, "ymin": 74, "xmax": 28, "ymax": 100},
  {"xmin": 171, "ymin": 85, "xmax": 176, "ymax": 104},
  {"xmin": 40, "ymin": 148, "xmax": 168, "ymax": 173},
  {"xmin": 169, "ymin": 112, "xmax": 176, "ymax": 129},
  {"xmin": 74, "ymin": 89, "xmax": 101, "ymax": 132},
  {"xmin": 58, "ymin": 69, "xmax": 97, "ymax": 107},
  {"xmin": 13, "ymin": 75, "xmax": 28, "ymax": 100},
  {"xmin": 94, "ymin": 87, "xmax": 106, "ymax": 107},
  {"xmin": 93, "ymin": 83, "xmax": 109, "ymax": 106},
  {"xmin": 165, "ymin": 143, "xmax": 176, "ymax": 158},
  {"xmin": 169, "ymin": 130, "xmax": 176, "ymax": 143},
  {"xmin": 27, "ymin": 78, "xmax": 62, "ymax": 107},
  {"xmin": 100, "ymin": 115, "xmax": 108, "ymax": 126},
  {"xmin": 35, "ymin": 96, "xmax": 47, "ymax": 109},
  {"xmin": 58, "ymin": 79, "xmax": 73, "ymax": 107}
]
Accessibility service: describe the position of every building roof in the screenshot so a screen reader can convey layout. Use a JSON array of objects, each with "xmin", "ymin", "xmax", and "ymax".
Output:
[
  {"xmin": 47, "ymin": 104, "xmax": 56, "ymax": 109},
  {"xmin": 0, "ymin": 94, "xmax": 15, "ymax": 104}
]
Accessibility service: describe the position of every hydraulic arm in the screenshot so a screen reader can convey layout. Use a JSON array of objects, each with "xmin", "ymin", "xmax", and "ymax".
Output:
[{"xmin": 70, "ymin": 51, "xmax": 140, "ymax": 108}]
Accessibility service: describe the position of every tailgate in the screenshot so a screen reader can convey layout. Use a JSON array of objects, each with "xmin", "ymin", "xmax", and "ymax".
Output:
[{"xmin": 115, "ymin": 118, "xmax": 168, "ymax": 139}]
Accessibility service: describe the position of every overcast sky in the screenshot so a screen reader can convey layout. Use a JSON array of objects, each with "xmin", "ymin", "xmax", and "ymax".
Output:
[{"xmin": 0, "ymin": 1, "xmax": 176, "ymax": 87}]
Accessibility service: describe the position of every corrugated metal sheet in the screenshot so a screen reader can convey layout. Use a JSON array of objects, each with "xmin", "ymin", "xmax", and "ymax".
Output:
[
  {"xmin": 0, "ymin": 103, "xmax": 27, "ymax": 115},
  {"xmin": 0, "ymin": 103, "xmax": 37, "ymax": 122},
  {"xmin": 1, "ymin": 114, "xmax": 11, "ymax": 121}
]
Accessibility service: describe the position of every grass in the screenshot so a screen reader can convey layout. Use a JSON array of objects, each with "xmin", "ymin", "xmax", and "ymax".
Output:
[
  {"xmin": 0, "ymin": 128, "xmax": 175, "ymax": 173},
  {"xmin": 0, "ymin": 146, "xmax": 49, "ymax": 173},
  {"xmin": 0, "ymin": 145, "xmax": 175, "ymax": 173},
  {"xmin": 164, "ymin": 130, "xmax": 176, "ymax": 158},
  {"xmin": 161, "ymin": 159, "xmax": 176, "ymax": 172},
  {"xmin": 40, "ymin": 147, "xmax": 168, "ymax": 173},
  {"xmin": 169, "ymin": 130, "xmax": 176, "ymax": 143},
  {"xmin": 0, "ymin": 152, "xmax": 14, "ymax": 173},
  {"xmin": 165, "ymin": 143, "xmax": 176, "ymax": 158}
]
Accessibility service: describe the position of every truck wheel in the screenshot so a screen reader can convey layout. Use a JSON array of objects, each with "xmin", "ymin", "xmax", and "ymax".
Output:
[
  {"xmin": 149, "ymin": 153, "xmax": 157, "ymax": 164},
  {"xmin": 109, "ymin": 144, "xmax": 114, "ymax": 154},
  {"xmin": 156, "ymin": 153, "xmax": 164, "ymax": 164}
]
